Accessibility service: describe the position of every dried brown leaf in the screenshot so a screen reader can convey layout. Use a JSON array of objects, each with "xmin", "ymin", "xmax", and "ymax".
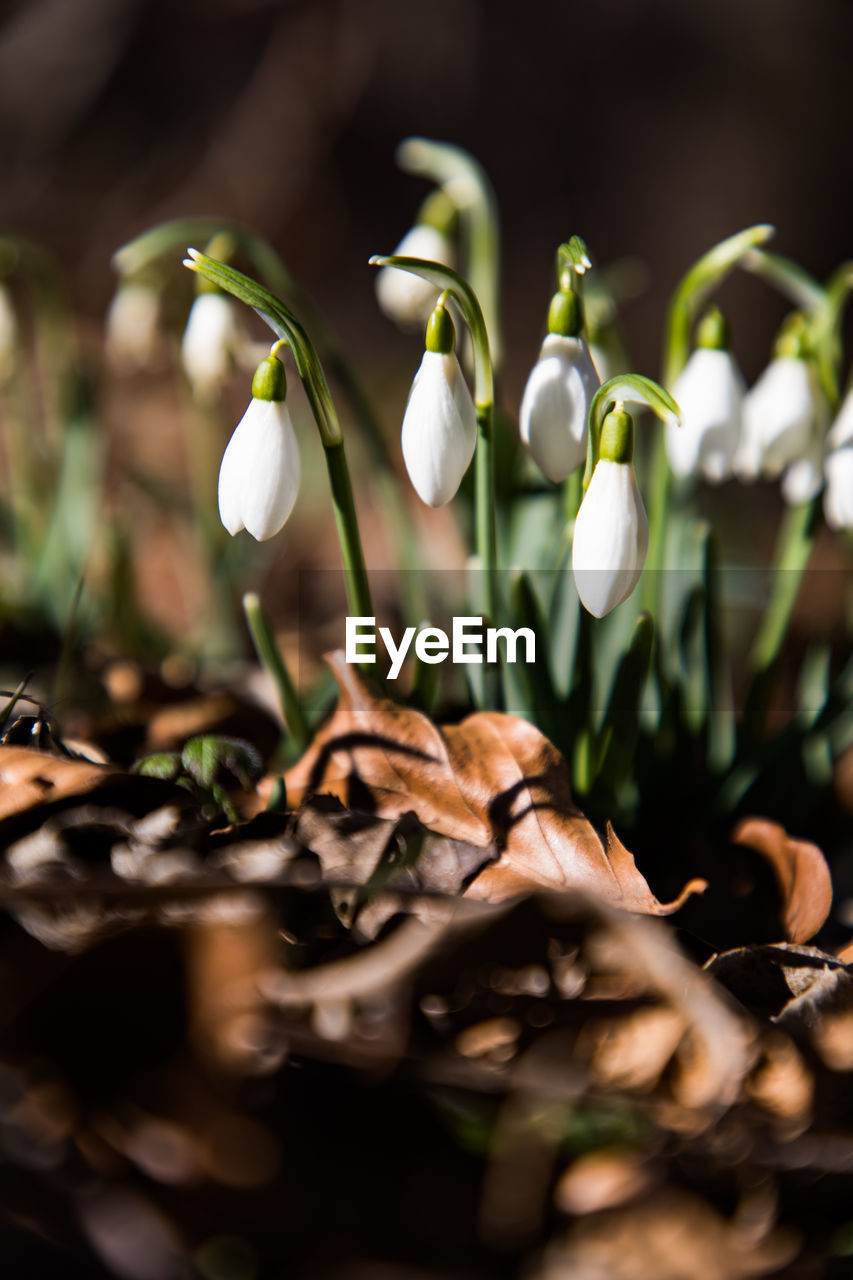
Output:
[
  {"xmin": 535, "ymin": 1189, "xmax": 799, "ymax": 1280},
  {"xmin": 554, "ymin": 1149, "xmax": 659, "ymax": 1215},
  {"xmin": 0, "ymin": 746, "xmax": 124, "ymax": 822},
  {"xmin": 706, "ymin": 943, "xmax": 853, "ymax": 1032},
  {"xmin": 281, "ymin": 656, "xmax": 704, "ymax": 916},
  {"xmin": 731, "ymin": 817, "xmax": 832, "ymax": 943}
]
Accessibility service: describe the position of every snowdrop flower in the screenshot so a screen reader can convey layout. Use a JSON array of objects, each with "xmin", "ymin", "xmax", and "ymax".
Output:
[
  {"xmin": 737, "ymin": 323, "xmax": 822, "ymax": 481},
  {"xmin": 572, "ymin": 404, "xmax": 649, "ymax": 617},
  {"xmin": 105, "ymin": 281, "xmax": 161, "ymax": 369},
  {"xmin": 666, "ymin": 309, "xmax": 744, "ymax": 482},
  {"xmin": 218, "ymin": 354, "xmax": 300, "ymax": 540},
  {"xmin": 401, "ymin": 302, "xmax": 476, "ymax": 507},
  {"xmin": 181, "ymin": 288, "xmax": 239, "ymax": 401},
  {"xmin": 375, "ymin": 199, "xmax": 456, "ymax": 329},
  {"xmin": 519, "ymin": 290, "xmax": 600, "ymax": 483},
  {"xmin": 822, "ymin": 387, "xmax": 853, "ymax": 529}
]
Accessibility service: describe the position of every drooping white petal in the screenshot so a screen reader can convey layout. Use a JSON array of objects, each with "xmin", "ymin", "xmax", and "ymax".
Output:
[
  {"xmin": 218, "ymin": 399, "xmax": 301, "ymax": 540},
  {"xmin": 105, "ymin": 283, "xmax": 160, "ymax": 369},
  {"xmin": 827, "ymin": 386, "xmax": 853, "ymax": 451},
  {"xmin": 572, "ymin": 460, "xmax": 649, "ymax": 618},
  {"xmin": 741, "ymin": 356, "xmax": 817, "ymax": 478},
  {"xmin": 401, "ymin": 351, "xmax": 476, "ymax": 507},
  {"xmin": 823, "ymin": 447, "xmax": 853, "ymax": 530},
  {"xmin": 781, "ymin": 437, "xmax": 825, "ymax": 505},
  {"xmin": 667, "ymin": 347, "xmax": 744, "ymax": 482},
  {"xmin": 181, "ymin": 293, "xmax": 238, "ymax": 398},
  {"xmin": 217, "ymin": 416, "xmax": 249, "ymax": 535},
  {"xmin": 375, "ymin": 226, "xmax": 455, "ymax": 329},
  {"xmin": 519, "ymin": 334, "xmax": 600, "ymax": 483}
]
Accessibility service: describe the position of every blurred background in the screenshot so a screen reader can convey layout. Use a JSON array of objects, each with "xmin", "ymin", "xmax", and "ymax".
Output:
[
  {"xmin": 2, "ymin": 7, "xmax": 853, "ymax": 1277},
  {"xmin": 2, "ymin": 0, "xmax": 851, "ymax": 384},
  {"xmin": 0, "ymin": 0, "xmax": 850, "ymax": 704}
]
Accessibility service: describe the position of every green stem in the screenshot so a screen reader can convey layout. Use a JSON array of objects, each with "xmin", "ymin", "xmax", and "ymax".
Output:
[
  {"xmin": 750, "ymin": 497, "xmax": 820, "ymax": 676},
  {"xmin": 563, "ymin": 468, "xmax": 583, "ymax": 524},
  {"xmin": 396, "ymin": 138, "xmax": 502, "ymax": 366},
  {"xmin": 739, "ymin": 247, "xmax": 825, "ymax": 312},
  {"xmin": 324, "ymin": 441, "xmax": 373, "ymax": 619},
  {"xmin": 661, "ymin": 224, "xmax": 775, "ymax": 388},
  {"xmin": 653, "ymin": 226, "xmax": 775, "ymax": 621},
  {"xmin": 243, "ymin": 592, "xmax": 310, "ymax": 753},
  {"xmin": 640, "ymin": 430, "xmax": 671, "ymax": 615},
  {"xmin": 583, "ymin": 375, "xmax": 679, "ymax": 490},
  {"xmin": 741, "ymin": 497, "xmax": 821, "ymax": 746},
  {"xmin": 118, "ymin": 220, "xmax": 427, "ymax": 623}
]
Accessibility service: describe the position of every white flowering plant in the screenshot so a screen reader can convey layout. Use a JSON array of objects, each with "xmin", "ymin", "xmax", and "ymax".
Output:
[{"xmin": 1, "ymin": 141, "xmax": 851, "ymax": 852}]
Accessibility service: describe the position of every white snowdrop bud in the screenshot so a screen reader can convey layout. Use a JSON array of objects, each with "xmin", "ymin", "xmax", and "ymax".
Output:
[
  {"xmin": 218, "ymin": 355, "xmax": 300, "ymax": 541},
  {"xmin": 401, "ymin": 303, "xmax": 476, "ymax": 507},
  {"xmin": 519, "ymin": 288, "xmax": 599, "ymax": 483},
  {"xmin": 572, "ymin": 405, "xmax": 649, "ymax": 618},
  {"xmin": 105, "ymin": 281, "xmax": 161, "ymax": 369},
  {"xmin": 181, "ymin": 290, "xmax": 239, "ymax": 400},
  {"xmin": 666, "ymin": 310, "xmax": 744, "ymax": 482},
  {"xmin": 375, "ymin": 225, "xmax": 455, "ymax": 329},
  {"xmin": 739, "ymin": 354, "xmax": 820, "ymax": 480}
]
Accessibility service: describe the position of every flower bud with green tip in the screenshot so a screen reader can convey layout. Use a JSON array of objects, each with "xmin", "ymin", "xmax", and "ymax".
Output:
[
  {"xmin": 572, "ymin": 403, "xmax": 649, "ymax": 618},
  {"xmin": 519, "ymin": 288, "xmax": 600, "ymax": 483},
  {"xmin": 737, "ymin": 315, "xmax": 824, "ymax": 481},
  {"xmin": 401, "ymin": 299, "xmax": 476, "ymax": 507},
  {"xmin": 218, "ymin": 352, "xmax": 301, "ymax": 540},
  {"xmin": 375, "ymin": 190, "xmax": 457, "ymax": 329},
  {"xmin": 665, "ymin": 306, "xmax": 745, "ymax": 483},
  {"xmin": 181, "ymin": 278, "xmax": 240, "ymax": 401}
]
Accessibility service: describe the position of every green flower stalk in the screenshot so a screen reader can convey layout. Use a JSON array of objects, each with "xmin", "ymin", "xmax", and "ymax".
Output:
[
  {"xmin": 572, "ymin": 375, "xmax": 679, "ymax": 618},
  {"xmin": 393, "ymin": 137, "xmax": 502, "ymax": 366},
  {"xmin": 243, "ymin": 591, "xmax": 309, "ymax": 754},
  {"xmin": 643, "ymin": 223, "xmax": 776, "ymax": 617}
]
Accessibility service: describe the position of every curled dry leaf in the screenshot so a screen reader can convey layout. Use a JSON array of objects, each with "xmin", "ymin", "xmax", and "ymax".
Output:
[
  {"xmin": 706, "ymin": 943, "xmax": 853, "ymax": 1034},
  {"xmin": 731, "ymin": 817, "xmax": 832, "ymax": 944},
  {"xmin": 280, "ymin": 655, "xmax": 705, "ymax": 916}
]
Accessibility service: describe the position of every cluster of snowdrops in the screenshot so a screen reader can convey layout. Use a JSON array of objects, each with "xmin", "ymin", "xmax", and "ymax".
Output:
[{"xmin": 104, "ymin": 214, "xmax": 853, "ymax": 635}]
